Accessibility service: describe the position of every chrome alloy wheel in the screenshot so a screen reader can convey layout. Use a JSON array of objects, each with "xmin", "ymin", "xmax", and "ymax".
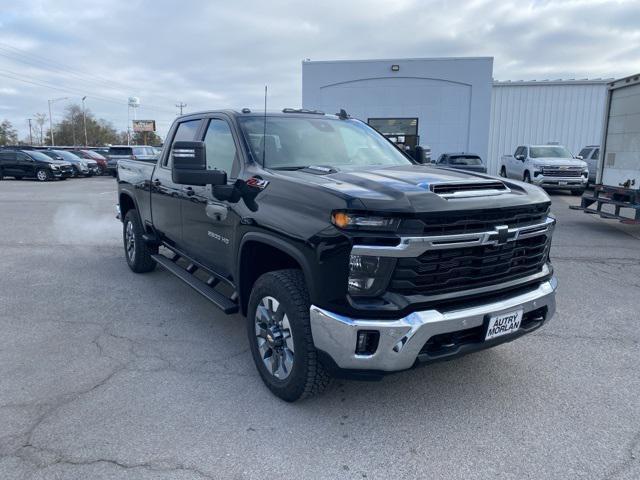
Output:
[
  {"xmin": 37, "ymin": 170, "xmax": 48, "ymax": 181},
  {"xmin": 125, "ymin": 220, "xmax": 136, "ymax": 263},
  {"xmin": 255, "ymin": 296, "xmax": 294, "ymax": 379}
]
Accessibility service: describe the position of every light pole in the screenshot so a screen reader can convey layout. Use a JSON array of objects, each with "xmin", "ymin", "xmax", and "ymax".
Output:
[
  {"xmin": 82, "ymin": 96, "xmax": 88, "ymax": 146},
  {"xmin": 47, "ymin": 97, "xmax": 69, "ymax": 146}
]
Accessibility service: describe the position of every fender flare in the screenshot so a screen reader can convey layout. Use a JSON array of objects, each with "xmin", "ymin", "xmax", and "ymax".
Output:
[{"xmin": 237, "ymin": 231, "xmax": 316, "ymax": 311}]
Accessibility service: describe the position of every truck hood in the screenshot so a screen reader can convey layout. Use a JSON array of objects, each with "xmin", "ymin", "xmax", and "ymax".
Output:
[
  {"xmin": 271, "ymin": 164, "xmax": 550, "ymax": 213},
  {"xmin": 532, "ymin": 158, "xmax": 587, "ymax": 168}
]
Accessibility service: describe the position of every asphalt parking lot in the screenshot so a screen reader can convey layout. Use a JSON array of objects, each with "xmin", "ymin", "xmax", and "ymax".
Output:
[{"xmin": 0, "ymin": 176, "xmax": 639, "ymax": 480}]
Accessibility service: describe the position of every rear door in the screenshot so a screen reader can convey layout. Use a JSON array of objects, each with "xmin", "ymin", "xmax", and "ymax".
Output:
[
  {"xmin": 181, "ymin": 116, "xmax": 240, "ymax": 276},
  {"xmin": 0, "ymin": 151, "xmax": 18, "ymax": 175},
  {"xmin": 150, "ymin": 118, "xmax": 202, "ymax": 246}
]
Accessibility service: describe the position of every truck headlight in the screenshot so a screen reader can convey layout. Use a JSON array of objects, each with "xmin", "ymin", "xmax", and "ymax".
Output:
[
  {"xmin": 332, "ymin": 212, "xmax": 400, "ymax": 231},
  {"xmin": 348, "ymin": 254, "xmax": 396, "ymax": 297}
]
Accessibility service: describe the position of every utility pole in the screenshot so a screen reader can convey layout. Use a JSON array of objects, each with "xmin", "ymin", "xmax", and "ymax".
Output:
[
  {"xmin": 27, "ymin": 118, "xmax": 33, "ymax": 145},
  {"xmin": 176, "ymin": 102, "xmax": 186, "ymax": 115},
  {"xmin": 82, "ymin": 96, "xmax": 88, "ymax": 146},
  {"xmin": 47, "ymin": 97, "xmax": 69, "ymax": 146}
]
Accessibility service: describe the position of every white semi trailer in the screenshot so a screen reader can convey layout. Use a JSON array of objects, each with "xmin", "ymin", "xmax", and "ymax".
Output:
[{"xmin": 572, "ymin": 73, "xmax": 640, "ymax": 223}]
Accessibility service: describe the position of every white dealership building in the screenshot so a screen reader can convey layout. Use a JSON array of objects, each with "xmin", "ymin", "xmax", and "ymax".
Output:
[{"xmin": 302, "ymin": 57, "xmax": 609, "ymax": 175}]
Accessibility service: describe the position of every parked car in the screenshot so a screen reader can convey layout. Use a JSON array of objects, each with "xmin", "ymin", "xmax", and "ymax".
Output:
[
  {"xmin": 107, "ymin": 146, "xmax": 157, "ymax": 176},
  {"xmin": 500, "ymin": 144, "xmax": 589, "ymax": 195},
  {"xmin": 435, "ymin": 153, "xmax": 487, "ymax": 173},
  {"xmin": 0, "ymin": 148, "xmax": 73, "ymax": 181},
  {"xmin": 46, "ymin": 149, "xmax": 99, "ymax": 176},
  {"xmin": 577, "ymin": 145, "xmax": 599, "ymax": 184},
  {"xmin": 117, "ymin": 109, "xmax": 557, "ymax": 401},
  {"xmin": 73, "ymin": 149, "xmax": 109, "ymax": 175},
  {"xmin": 91, "ymin": 147, "xmax": 110, "ymax": 156}
]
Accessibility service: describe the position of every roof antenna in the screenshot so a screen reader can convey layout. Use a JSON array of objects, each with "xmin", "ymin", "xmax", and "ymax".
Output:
[
  {"xmin": 336, "ymin": 108, "xmax": 350, "ymax": 120},
  {"xmin": 262, "ymin": 85, "xmax": 267, "ymax": 167}
]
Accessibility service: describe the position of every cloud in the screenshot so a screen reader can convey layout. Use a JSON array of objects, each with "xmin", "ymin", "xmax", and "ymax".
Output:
[{"xmin": 0, "ymin": 0, "xmax": 639, "ymax": 140}]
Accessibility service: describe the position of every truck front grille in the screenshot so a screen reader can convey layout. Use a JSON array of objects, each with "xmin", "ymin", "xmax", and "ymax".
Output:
[
  {"xmin": 410, "ymin": 204, "xmax": 550, "ymax": 236},
  {"xmin": 389, "ymin": 234, "xmax": 550, "ymax": 296},
  {"xmin": 541, "ymin": 167, "xmax": 583, "ymax": 177}
]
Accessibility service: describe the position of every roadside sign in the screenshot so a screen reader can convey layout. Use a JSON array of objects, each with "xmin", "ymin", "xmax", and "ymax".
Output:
[{"xmin": 132, "ymin": 120, "xmax": 156, "ymax": 132}]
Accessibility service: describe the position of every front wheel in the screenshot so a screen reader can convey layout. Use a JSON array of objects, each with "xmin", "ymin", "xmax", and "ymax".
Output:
[
  {"xmin": 523, "ymin": 171, "xmax": 532, "ymax": 183},
  {"xmin": 123, "ymin": 209, "xmax": 157, "ymax": 273},
  {"xmin": 499, "ymin": 166, "xmax": 507, "ymax": 178},
  {"xmin": 36, "ymin": 169, "xmax": 50, "ymax": 182},
  {"xmin": 247, "ymin": 269, "xmax": 331, "ymax": 402}
]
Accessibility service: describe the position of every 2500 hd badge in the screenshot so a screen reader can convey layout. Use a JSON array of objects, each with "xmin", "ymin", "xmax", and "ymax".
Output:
[{"xmin": 117, "ymin": 108, "xmax": 558, "ymax": 402}]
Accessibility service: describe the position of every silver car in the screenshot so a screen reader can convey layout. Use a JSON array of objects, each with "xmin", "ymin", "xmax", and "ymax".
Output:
[
  {"xmin": 577, "ymin": 145, "xmax": 599, "ymax": 184},
  {"xmin": 107, "ymin": 146, "xmax": 158, "ymax": 176}
]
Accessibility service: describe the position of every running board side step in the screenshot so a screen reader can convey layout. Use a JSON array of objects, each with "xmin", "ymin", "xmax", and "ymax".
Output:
[{"xmin": 151, "ymin": 254, "xmax": 239, "ymax": 314}]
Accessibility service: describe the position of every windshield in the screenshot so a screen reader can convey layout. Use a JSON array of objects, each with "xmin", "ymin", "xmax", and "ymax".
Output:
[
  {"xmin": 52, "ymin": 150, "xmax": 81, "ymax": 161},
  {"xmin": 26, "ymin": 151, "xmax": 56, "ymax": 162},
  {"xmin": 530, "ymin": 146, "xmax": 573, "ymax": 159},
  {"xmin": 238, "ymin": 116, "xmax": 412, "ymax": 169},
  {"xmin": 448, "ymin": 155, "xmax": 482, "ymax": 166}
]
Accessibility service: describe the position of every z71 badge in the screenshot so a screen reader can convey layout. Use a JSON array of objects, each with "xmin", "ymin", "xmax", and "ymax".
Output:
[{"xmin": 245, "ymin": 177, "xmax": 269, "ymax": 189}]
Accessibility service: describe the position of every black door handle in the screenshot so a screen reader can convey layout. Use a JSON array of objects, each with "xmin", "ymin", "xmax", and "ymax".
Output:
[{"xmin": 185, "ymin": 187, "xmax": 195, "ymax": 197}]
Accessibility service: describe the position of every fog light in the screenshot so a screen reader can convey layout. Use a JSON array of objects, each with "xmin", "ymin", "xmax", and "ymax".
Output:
[{"xmin": 355, "ymin": 330, "xmax": 380, "ymax": 355}]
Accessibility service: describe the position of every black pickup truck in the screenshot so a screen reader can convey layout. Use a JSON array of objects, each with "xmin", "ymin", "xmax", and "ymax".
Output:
[{"xmin": 117, "ymin": 109, "xmax": 558, "ymax": 401}]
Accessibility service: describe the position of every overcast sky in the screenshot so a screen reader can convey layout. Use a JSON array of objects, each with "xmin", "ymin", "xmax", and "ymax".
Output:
[{"xmin": 1, "ymin": 0, "xmax": 639, "ymax": 140}]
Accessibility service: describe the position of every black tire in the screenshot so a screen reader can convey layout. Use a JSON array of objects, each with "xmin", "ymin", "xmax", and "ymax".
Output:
[
  {"xmin": 499, "ymin": 166, "xmax": 507, "ymax": 178},
  {"xmin": 523, "ymin": 171, "xmax": 531, "ymax": 183},
  {"xmin": 123, "ymin": 209, "xmax": 157, "ymax": 273},
  {"xmin": 247, "ymin": 269, "xmax": 331, "ymax": 402},
  {"xmin": 35, "ymin": 169, "xmax": 50, "ymax": 182},
  {"xmin": 571, "ymin": 188, "xmax": 585, "ymax": 196},
  {"xmin": 98, "ymin": 166, "xmax": 106, "ymax": 176}
]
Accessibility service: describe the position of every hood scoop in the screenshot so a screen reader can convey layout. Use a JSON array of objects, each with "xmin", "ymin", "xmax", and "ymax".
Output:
[
  {"xmin": 430, "ymin": 180, "xmax": 510, "ymax": 199},
  {"xmin": 300, "ymin": 165, "xmax": 339, "ymax": 175}
]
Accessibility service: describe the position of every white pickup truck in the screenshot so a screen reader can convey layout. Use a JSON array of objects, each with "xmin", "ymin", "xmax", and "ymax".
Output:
[{"xmin": 500, "ymin": 144, "xmax": 589, "ymax": 195}]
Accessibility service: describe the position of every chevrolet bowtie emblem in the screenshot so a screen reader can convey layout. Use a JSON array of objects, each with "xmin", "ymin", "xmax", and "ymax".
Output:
[{"xmin": 490, "ymin": 225, "xmax": 511, "ymax": 245}]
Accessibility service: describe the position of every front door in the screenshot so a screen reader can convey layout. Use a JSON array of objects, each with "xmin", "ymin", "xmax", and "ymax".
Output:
[
  {"xmin": 16, "ymin": 152, "xmax": 36, "ymax": 177},
  {"xmin": 150, "ymin": 118, "xmax": 202, "ymax": 246},
  {"xmin": 181, "ymin": 117, "xmax": 239, "ymax": 278}
]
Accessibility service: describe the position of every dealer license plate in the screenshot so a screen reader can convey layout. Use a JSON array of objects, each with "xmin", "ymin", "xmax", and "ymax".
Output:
[{"xmin": 485, "ymin": 309, "xmax": 523, "ymax": 341}]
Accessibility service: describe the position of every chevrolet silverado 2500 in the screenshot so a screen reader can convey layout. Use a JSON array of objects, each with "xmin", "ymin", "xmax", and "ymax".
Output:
[{"xmin": 117, "ymin": 109, "xmax": 558, "ymax": 401}]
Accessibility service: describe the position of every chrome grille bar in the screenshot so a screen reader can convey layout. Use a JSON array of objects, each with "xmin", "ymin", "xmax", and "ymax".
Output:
[{"xmin": 352, "ymin": 216, "xmax": 555, "ymax": 258}]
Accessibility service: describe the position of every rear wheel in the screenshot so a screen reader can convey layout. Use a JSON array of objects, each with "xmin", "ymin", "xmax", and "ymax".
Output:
[
  {"xmin": 248, "ymin": 269, "xmax": 331, "ymax": 402},
  {"xmin": 36, "ymin": 169, "xmax": 50, "ymax": 182},
  {"xmin": 123, "ymin": 209, "xmax": 157, "ymax": 273}
]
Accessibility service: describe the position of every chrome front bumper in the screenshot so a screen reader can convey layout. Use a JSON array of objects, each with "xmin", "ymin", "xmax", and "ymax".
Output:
[
  {"xmin": 310, "ymin": 276, "xmax": 557, "ymax": 372},
  {"xmin": 533, "ymin": 175, "xmax": 587, "ymax": 187}
]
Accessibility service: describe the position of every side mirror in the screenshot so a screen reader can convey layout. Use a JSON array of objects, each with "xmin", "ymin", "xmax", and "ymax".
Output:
[
  {"xmin": 171, "ymin": 141, "xmax": 227, "ymax": 186},
  {"xmin": 576, "ymin": 155, "xmax": 583, "ymax": 160},
  {"xmin": 515, "ymin": 154, "xmax": 525, "ymax": 161}
]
